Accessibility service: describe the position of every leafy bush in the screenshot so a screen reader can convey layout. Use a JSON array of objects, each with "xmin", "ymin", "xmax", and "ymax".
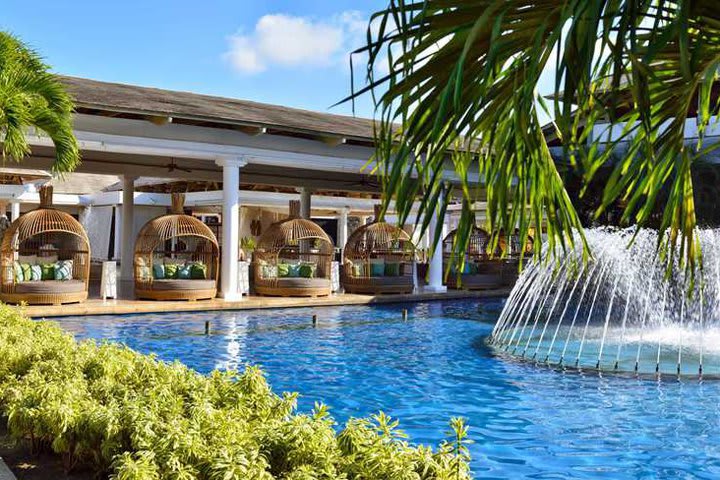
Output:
[{"xmin": 0, "ymin": 305, "xmax": 472, "ymax": 479}]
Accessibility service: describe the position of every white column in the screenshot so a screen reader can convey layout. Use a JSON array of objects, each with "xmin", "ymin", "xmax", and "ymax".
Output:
[
  {"xmin": 10, "ymin": 202, "xmax": 20, "ymax": 221},
  {"xmin": 216, "ymin": 157, "xmax": 247, "ymax": 301},
  {"xmin": 337, "ymin": 207, "xmax": 349, "ymax": 250},
  {"xmin": 120, "ymin": 175, "xmax": 136, "ymax": 280},
  {"xmin": 426, "ymin": 209, "xmax": 447, "ymax": 292},
  {"xmin": 299, "ymin": 187, "xmax": 312, "ymax": 219}
]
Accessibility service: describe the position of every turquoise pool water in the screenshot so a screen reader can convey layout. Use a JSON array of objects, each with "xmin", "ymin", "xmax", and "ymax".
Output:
[{"xmin": 56, "ymin": 299, "xmax": 720, "ymax": 479}]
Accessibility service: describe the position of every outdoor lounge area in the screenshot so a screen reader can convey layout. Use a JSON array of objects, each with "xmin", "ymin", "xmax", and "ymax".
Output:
[
  {"xmin": 134, "ymin": 193, "xmax": 219, "ymax": 301},
  {"xmin": 0, "ymin": 186, "xmax": 90, "ymax": 305},
  {"xmin": 442, "ymin": 226, "xmax": 505, "ymax": 290},
  {"xmin": 253, "ymin": 200, "xmax": 334, "ymax": 297},
  {"xmin": 342, "ymin": 206, "xmax": 416, "ymax": 294}
]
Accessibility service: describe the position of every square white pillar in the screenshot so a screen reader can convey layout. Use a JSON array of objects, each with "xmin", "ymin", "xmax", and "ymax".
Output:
[
  {"xmin": 217, "ymin": 157, "xmax": 247, "ymax": 301},
  {"xmin": 120, "ymin": 176, "xmax": 136, "ymax": 280}
]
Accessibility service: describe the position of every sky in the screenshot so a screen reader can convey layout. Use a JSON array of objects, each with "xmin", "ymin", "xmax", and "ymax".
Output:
[{"xmin": 2, "ymin": 0, "xmax": 387, "ymax": 119}]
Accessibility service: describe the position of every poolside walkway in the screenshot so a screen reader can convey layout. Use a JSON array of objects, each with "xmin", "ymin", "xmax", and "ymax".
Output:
[{"xmin": 23, "ymin": 286, "xmax": 510, "ymax": 318}]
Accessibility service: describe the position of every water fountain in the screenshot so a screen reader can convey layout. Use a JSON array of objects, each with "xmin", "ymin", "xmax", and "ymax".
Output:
[{"xmin": 490, "ymin": 227, "xmax": 720, "ymax": 377}]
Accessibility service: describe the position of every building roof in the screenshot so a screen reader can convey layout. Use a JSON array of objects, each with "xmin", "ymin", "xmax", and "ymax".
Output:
[{"xmin": 60, "ymin": 76, "xmax": 378, "ymax": 142}]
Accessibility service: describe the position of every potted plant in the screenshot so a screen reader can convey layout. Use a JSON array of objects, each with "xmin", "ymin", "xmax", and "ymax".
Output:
[{"xmin": 239, "ymin": 236, "xmax": 256, "ymax": 262}]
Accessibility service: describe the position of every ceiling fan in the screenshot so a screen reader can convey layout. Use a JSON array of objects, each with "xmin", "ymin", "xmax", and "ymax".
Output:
[{"xmin": 165, "ymin": 158, "xmax": 192, "ymax": 173}]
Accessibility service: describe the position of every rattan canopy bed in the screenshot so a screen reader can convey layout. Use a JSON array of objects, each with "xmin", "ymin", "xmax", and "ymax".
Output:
[
  {"xmin": 443, "ymin": 227, "xmax": 534, "ymax": 289},
  {"xmin": 0, "ymin": 186, "xmax": 90, "ymax": 305},
  {"xmin": 253, "ymin": 200, "xmax": 334, "ymax": 297},
  {"xmin": 134, "ymin": 193, "xmax": 219, "ymax": 301},
  {"xmin": 342, "ymin": 207, "xmax": 416, "ymax": 294},
  {"xmin": 442, "ymin": 226, "xmax": 505, "ymax": 290}
]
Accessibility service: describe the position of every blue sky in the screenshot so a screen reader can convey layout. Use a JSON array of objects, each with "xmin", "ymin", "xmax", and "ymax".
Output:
[{"xmin": 3, "ymin": 0, "xmax": 386, "ymax": 118}]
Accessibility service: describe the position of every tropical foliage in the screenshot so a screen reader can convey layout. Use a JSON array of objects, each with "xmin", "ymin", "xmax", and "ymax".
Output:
[
  {"xmin": 0, "ymin": 31, "xmax": 80, "ymax": 173},
  {"xmin": 0, "ymin": 304, "xmax": 471, "ymax": 479},
  {"xmin": 352, "ymin": 1, "xmax": 720, "ymax": 271}
]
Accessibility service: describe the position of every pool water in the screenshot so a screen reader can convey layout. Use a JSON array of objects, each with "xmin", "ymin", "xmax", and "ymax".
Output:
[{"xmin": 56, "ymin": 299, "xmax": 720, "ymax": 479}]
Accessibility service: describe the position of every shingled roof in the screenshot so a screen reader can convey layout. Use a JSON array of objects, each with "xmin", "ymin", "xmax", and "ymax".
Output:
[{"xmin": 60, "ymin": 76, "xmax": 378, "ymax": 141}]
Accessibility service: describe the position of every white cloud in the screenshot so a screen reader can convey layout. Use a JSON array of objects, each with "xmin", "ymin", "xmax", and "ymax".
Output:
[{"xmin": 224, "ymin": 11, "xmax": 368, "ymax": 74}]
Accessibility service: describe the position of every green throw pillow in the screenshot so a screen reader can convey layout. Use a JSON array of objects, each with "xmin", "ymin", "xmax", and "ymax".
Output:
[
  {"xmin": 299, "ymin": 263, "xmax": 316, "ymax": 278},
  {"xmin": 384, "ymin": 262, "xmax": 400, "ymax": 277},
  {"xmin": 40, "ymin": 263, "xmax": 55, "ymax": 281},
  {"xmin": 287, "ymin": 263, "xmax": 301, "ymax": 277},
  {"xmin": 13, "ymin": 261, "xmax": 23, "ymax": 283},
  {"xmin": 178, "ymin": 264, "xmax": 192, "ymax": 279},
  {"xmin": 153, "ymin": 263, "xmax": 165, "ymax": 279},
  {"xmin": 190, "ymin": 262, "xmax": 207, "ymax": 279},
  {"xmin": 29, "ymin": 265, "xmax": 42, "ymax": 282},
  {"xmin": 351, "ymin": 262, "xmax": 364, "ymax": 277},
  {"xmin": 54, "ymin": 260, "xmax": 73, "ymax": 281},
  {"xmin": 277, "ymin": 263, "xmax": 290, "ymax": 278},
  {"xmin": 164, "ymin": 263, "xmax": 179, "ymax": 279},
  {"xmin": 20, "ymin": 263, "xmax": 32, "ymax": 282}
]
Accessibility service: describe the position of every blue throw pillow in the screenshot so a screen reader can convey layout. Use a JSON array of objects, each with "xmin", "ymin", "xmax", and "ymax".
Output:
[
  {"xmin": 287, "ymin": 263, "xmax": 301, "ymax": 277},
  {"xmin": 153, "ymin": 263, "xmax": 165, "ymax": 279},
  {"xmin": 177, "ymin": 264, "xmax": 192, "ymax": 279}
]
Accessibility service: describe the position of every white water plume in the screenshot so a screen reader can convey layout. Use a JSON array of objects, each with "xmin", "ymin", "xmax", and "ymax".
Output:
[{"xmin": 490, "ymin": 227, "xmax": 720, "ymax": 377}]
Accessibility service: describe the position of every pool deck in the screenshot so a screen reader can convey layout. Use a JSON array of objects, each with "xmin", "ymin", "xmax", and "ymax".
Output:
[{"xmin": 23, "ymin": 286, "xmax": 511, "ymax": 318}]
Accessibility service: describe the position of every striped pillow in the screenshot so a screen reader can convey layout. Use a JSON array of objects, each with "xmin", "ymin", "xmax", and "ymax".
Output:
[
  {"xmin": 54, "ymin": 260, "xmax": 73, "ymax": 281},
  {"xmin": 29, "ymin": 265, "xmax": 42, "ymax": 282}
]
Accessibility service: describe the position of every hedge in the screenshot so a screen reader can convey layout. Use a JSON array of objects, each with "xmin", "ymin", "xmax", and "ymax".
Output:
[{"xmin": 0, "ymin": 305, "xmax": 472, "ymax": 479}]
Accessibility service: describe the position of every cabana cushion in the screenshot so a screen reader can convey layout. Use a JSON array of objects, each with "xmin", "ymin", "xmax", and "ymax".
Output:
[
  {"xmin": 15, "ymin": 280, "xmax": 85, "ymax": 294},
  {"xmin": 275, "ymin": 277, "xmax": 330, "ymax": 289},
  {"xmin": 366, "ymin": 276, "xmax": 412, "ymax": 287},
  {"xmin": 150, "ymin": 279, "xmax": 216, "ymax": 291}
]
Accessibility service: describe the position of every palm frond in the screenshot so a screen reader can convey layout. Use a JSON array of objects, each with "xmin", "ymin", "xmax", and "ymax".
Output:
[
  {"xmin": 351, "ymin": 0, "xmax": 720, "ymax": 274},
  {"xmin": 0, "ymin": 31, "xmax": 80, "ymax": 174}
]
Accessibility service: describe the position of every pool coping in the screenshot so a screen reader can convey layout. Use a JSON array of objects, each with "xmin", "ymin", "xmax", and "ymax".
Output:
[{"xmin": 23, "ymin": 288, "xmax": 511, "ymax": 319}]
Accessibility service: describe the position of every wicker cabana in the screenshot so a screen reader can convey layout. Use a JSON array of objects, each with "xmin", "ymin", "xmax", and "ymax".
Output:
[
  {"xmin": 342, "ymin": 207, "xmax": 415, "ymax": 294},
  {"xmin": 443, "ymin": 226, "xmax": 505, "ymax": 290},
  {"xmin": 134, "ymin": 193, "xmax": 219, "ymax": 301},
  {"xmin": 0, "ymin": 186, "xmax": 90, "ymax": 305},
  {"xmin": 253, "ymin": 200, "xmax": 334, "ymax": 297}
]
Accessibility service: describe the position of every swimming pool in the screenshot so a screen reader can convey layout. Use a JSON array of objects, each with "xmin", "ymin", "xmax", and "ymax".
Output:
[{"xmin": 56, "ymin": 299, "xmax": 720, "ymax": 479}]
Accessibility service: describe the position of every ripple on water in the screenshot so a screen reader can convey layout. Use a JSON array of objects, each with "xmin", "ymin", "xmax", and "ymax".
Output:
[{"xmin": 55, "ymin": 299, "xmax": 720, "ymax": 479}]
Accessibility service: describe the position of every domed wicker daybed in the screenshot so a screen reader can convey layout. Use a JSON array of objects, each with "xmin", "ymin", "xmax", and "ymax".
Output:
[
  {"xmin": 253, "ymin": 200, "xmax": 334, "ymax": 297},
  {"xmin": 134, "ymin": 193, "xmax": 219, "ymax": 301},
  {"xmin": 443, "ymin": 226, "xmax": 505, "ymax": 290},
  {"xmin": 342, "ymin": 207, "xmax": 416, "ymax": 294},
  {"xmin": 0, "ymin": 186, "xmax": 90, "ymax": 305}
]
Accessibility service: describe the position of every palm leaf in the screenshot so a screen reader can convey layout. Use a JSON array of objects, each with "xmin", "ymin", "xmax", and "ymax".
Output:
[
  {"xmin": 349, "ymin": 0, "xmax": 720, "ymax": 275},
  {"xmin": 0, "ymin": 31, "xmax": 80, "ymax": 175}
]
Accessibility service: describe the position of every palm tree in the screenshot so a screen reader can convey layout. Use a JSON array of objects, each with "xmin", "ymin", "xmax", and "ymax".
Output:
[
  {"xmin": 0, "ymin": 31, "xmax": 80, "ymax": 174},
  {"xmin": 351, "ymin": 1, "xmax": 720, "ymax": 271}
]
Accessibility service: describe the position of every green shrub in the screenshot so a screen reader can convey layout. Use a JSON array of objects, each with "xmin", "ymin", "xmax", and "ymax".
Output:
[{"xmin": 0, "ymin": 305, "xmax": 472, "ymax": 479}]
